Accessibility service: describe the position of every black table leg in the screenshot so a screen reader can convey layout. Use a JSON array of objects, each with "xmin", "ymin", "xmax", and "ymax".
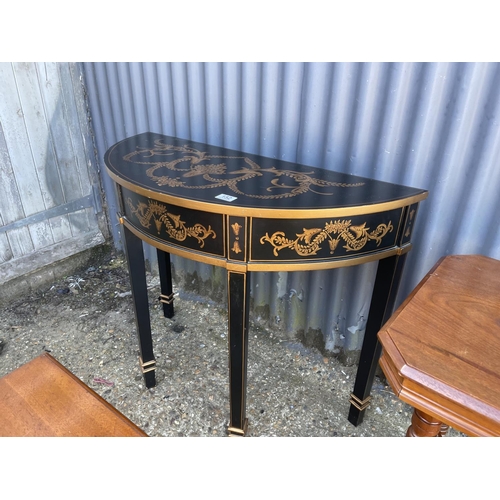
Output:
[
  {"xmin": 157, "ymin": 248, "xmax": 174, "ymax": 319},
  {"xmin": 348, "ymin": 253, "xmax": 408, "ymax": 426},
  {"xmin": 122, "ymin": 224, "xmax": 156, "ymax": 388},
  {"xmin": 227, "ymin": 268, "xmax": 250, "ymax": 436}
]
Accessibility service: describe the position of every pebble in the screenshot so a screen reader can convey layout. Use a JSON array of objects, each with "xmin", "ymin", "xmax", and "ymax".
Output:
[{"xmin": 0, "ymin": 254, "xmax": 466, "ymax": 438}]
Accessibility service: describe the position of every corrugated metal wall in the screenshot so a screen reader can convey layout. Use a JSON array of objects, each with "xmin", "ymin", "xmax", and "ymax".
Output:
[
  {"xmin": 82, "ymin": 62, "xmax": 500, "ymax": 360},
  {"xmin": 0, "ymin": 62, "xmax": 106, "ymax": 288}
]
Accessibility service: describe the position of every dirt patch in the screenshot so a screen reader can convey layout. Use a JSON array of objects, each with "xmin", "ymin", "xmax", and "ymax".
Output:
[{"xmin": 0, "ymin": 249, "xmax": 465, "ymax": 437}]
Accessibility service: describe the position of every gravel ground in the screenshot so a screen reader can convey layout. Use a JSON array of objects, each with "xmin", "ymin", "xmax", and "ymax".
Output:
[{"xmin": 0, "ymin": 250, "xmax": 465, "ymax": 438}]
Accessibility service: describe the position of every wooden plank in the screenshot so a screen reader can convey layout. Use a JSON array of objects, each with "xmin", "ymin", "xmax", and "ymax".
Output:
[
  {"xmin": 13, "ymin": 63, "xmax": 71, "ymax": 250},
  {"xmin": 0, "ymin": 119, "xmax": 23, "ymax": 224},
  {"xmin": 0, "ymin": 229, "xmax": 105, "ymax": 283},
  {"xmin": 48, "ymin": 212, "xmax": 72, "ymax": 243},
  {"xmin": 28, "ymin": 220, "xmax": 55, "ymax": 250},
  {"xmin": 0, "ymin": 126, "xmax": 15, "ymax": 263},
  {"xmin": 0, "ymin": 67, "xmax": 53, "ymax": 254},
  {"xmin": 59, "ymin": 63, "xmax": 93, "ymax": 191},
  {"xmin": 0, "ymin": 64, "xmax": 48, "ymax": 216},
  {"xmin": 7, "ymin": 63, "xmax": 56, "ymax": 250},
  {"xmin": 4, "ymin": 227, "xmax": 34, "ymax": 259},
  {"xmin": 0, "ymin": 213, "xmax": 13, "ymax": 263},
  {"xmin": 69, "ymin": 63, "xmax": 103, "ymax": 207},
  {"xmin": 0, "ymin": 69, "xmax": 36, "ymax": 258},
  {"xmin": 0, "ymin": 62, "xmax": 104, "ymax": 273},
  {"xmin": 12, "ymin": 62, "xmax": 65, "ymax": 208},
  {"xmin": 12, "ymin": 62, "xmax": 74, "ymax": 246},
  {"xmin": 60, "ymin": 62, "xmax": 100, "ymax": 233},
  {"xmin": 0, "ymin": 234, "xmax": 13, "ymax": 264},
  {"xmin": 70, "ymin": 63, "xmax": 106, "ymax": 241},
  {"xmin": 35, "ymin": 62, "xmax": 89, "ymax": 235}
]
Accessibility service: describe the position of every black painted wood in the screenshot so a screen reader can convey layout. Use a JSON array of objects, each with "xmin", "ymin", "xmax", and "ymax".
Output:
[
  {"xmin": 157, "ymin": 248, "xmax": 174, "ymax": 319},
  {"xmin": 348, "ymin": 254, "xmax": 405, "ymax": 425},
  {"xmin": 251, "ymin": 208, "xmax": 402, "ymax": 262},
  {"xmin": 227, "ymin": 270, "xmax": 250, "ymax": 434},
  {"xmin": 105, "ymin": 132, "xmax": 426, "ymax": 211},
  {"xmin": 123, "ymin": 188, "xmax": 224, "ymax": 257},
  {"xmin": 105, "ymin": 132, "xmax": 429, "ymax": 434},
  {"xmin": 122, "ymin": 224, "xmax": 156, "ymax": 388}
]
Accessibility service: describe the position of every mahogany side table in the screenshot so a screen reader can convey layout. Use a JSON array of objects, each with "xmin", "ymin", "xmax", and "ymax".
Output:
[
  {"xmin": 104, "ymin": 132, "xmax": 428, "ymax": 436},
  {"xmin": 378, "ymin": 254, "xmax": 500, "ymax": 437},
  {"xmin": 0, "ymin": 353, "xmax": 147, "ymax": 437}
]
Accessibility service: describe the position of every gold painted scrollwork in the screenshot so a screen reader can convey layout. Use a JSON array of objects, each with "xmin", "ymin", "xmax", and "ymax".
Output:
[
  {"xmin": 260, "ymin": 220, "xmax": 393, "ymax": 257},
  {"xmin": 126, "ymin": 198, "xmax": 216, "ymax": 248},
  {"xmin": 124, "ymin": 141, "xmax": 365, "ymax": 200}
]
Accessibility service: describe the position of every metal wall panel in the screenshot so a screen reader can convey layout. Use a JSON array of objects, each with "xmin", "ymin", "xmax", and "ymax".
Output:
[{"xmin": 83, "ymin": 62, "xmax": 500, "ymax": 360}]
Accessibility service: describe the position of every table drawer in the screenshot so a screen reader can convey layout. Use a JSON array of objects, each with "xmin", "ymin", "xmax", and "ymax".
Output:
[
  {"xmin": 250, "ymin": 208, "xmax": 403, "ymax": 262},
  {"xmin": 121, "ymin": 188, "xmax": 225, "ymax": 257}
]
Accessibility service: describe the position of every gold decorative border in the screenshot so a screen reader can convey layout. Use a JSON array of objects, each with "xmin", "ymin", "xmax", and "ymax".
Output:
[
  {"xmin": 107, "ymin": 163, "xmax": 428, "ymax": 219},
  {"xmin": 349, "ymin": 394, "xmax": 371, "ymax": 411},
  {"xmin": 227, "ymin": 419, "xmax": 249, "ymax": 437},
  {"xmin": 139, "ymin": 356, "xmax": 156, "ymax": 374},
  {"xmin": 126, "ymin": 197, "xmax": 216, "ymax": 249},
  {"xmin": 159, "ymin": 293, "xmax": 174, "ymax": 305},
  {"xmin": 120, "ymin": 215, "xmax": 407, "ymax": 272},
  {"xmin": 260, "ymin": 220, "xmax": 393, "ymax": 257}
]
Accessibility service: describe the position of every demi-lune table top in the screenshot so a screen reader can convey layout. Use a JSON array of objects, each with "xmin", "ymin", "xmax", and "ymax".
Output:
[{"xmin": 104, "ymin": 132, "xmax": 428, "ymax": 217}]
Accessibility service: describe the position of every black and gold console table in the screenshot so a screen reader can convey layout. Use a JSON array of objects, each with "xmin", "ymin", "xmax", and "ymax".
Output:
[{"xmin": 104, "ymin": 132, "xmax": 428, "ymax": 436}]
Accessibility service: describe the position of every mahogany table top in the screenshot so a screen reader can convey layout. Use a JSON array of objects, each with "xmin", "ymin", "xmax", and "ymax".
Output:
[
  {"xmin": 378, "ymin": 254, "xmax": 500, "ymax": 436},
  {"xmin": 0, "ymin": 353, "xmax": 147, "ymax": 437}
]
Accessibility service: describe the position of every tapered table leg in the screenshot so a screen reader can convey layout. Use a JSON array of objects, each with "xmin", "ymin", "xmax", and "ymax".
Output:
[
  {"xmin": 122, "ymin": 225, "xmax": 156, "ymax": 388},
  {"xmin": 157, "ymin": 248, "xmax": 174, "ymax": 319},
  {"xmin": 348, "ymin": 253, "xmax": 408, "ymax": 426},
  {"xmin": 227, "ymin": 268, "xmax": 250, "ymax": 436}
]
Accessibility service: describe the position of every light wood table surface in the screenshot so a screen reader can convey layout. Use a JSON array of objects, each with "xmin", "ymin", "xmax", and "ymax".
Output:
[
  {"xmin": 378, "ymin": 254, "xmax": 500, "ymax": 437},
  {"xmin": 0, "ymin": 353, "xmax": 147, "ymax": 437}
]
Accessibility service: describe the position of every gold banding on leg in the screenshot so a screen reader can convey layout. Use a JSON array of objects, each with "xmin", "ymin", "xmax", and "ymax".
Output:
[
  {"xmin": 349, "ymin": 393, "xmax": 371, "ymax": 411},
  {"xmin": 139, "ymin": 356, "xmax": 156, "ymax": 374},
  {"xmin": 227, "ymin": 419, "xmax": 249, "ymax": 437},
  {"xmin": 159, "ymin": 293, "xmax": 174, "ymax": 305}
]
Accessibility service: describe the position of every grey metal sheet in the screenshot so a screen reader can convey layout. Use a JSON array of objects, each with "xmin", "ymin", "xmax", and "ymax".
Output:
[{"xmin": 83, "ymin": 61, "xmax": 500, "ymax": 358}]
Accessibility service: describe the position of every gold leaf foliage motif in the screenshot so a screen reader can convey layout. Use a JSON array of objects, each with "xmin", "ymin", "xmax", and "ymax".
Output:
[
  {"xmin": 231, "ymin": 222, "xmax": 242, "ymax": 236},
  {"xmin": 230, "ymin": 222, "xmax": 243, "ymax": 254},
  {"xmin": 231, "ymin": 241, "xmax": 242, "ymax": 254},
  {"xmin": 126, "ymin": 198, "xmax": 216, "ymax": 248},
  {"xmin": 123, "ymin": 140, "xmax": 365, "ymax": 200},
  {"xmin": 260, "ymin": 220, "xmax": 394, "ymax": 257}
]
